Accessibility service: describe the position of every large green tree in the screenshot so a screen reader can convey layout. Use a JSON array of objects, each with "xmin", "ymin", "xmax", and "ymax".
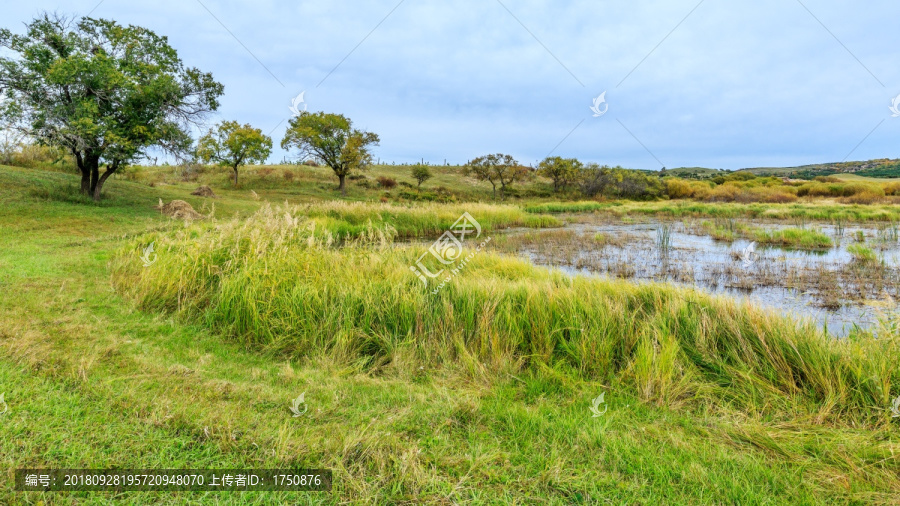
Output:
[
  {"xmin": 464, "ymin": 153, "xmax": 526, "ymax": 199},
  {"xmin": 197, "ymin": 121, "xmax": 272, "ymax": 186},
  {"xmin": 538, "ymin": 156, "xmax": 582, "ymax": 192},
  {"xmin": 0, "ymin": 14, "xmax": 222, "ymax": 200},
  {"xmin": 281, "ymin": 111, "xmax": 379, "ymax": 195}
]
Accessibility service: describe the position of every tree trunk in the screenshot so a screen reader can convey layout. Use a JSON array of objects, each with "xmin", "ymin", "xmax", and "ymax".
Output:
[
  {"xmin": 91, "ymin": 163, "xmax": 119, "ymax": 201},
  {"xmin": 90, "ymin": 165, "xmax": 100, "ymax": 197},
  {"xmin": 233, "ymin": 166, "xmax": 239, "ymax": 186},
  {"xmin": 75, "ymin": 152, "xmax": 91, "ymax": 195},
  {"xmin": 339, "ymin": 174, "xmax": 346, "ymax": 196}
]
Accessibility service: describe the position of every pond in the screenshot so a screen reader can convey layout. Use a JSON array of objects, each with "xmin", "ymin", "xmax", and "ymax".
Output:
[{"xmin": 491, "ymin": 217, "xmax": 900, "ymax": 337}]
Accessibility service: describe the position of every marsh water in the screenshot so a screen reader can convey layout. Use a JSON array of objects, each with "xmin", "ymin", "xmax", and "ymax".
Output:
[{"xmin": 494, "ymin": 218, "xmax": 900, "ymax": 337}]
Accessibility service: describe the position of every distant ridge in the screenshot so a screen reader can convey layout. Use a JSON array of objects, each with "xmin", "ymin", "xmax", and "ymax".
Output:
[{"xmin": 668, "ymin": 159, "xmax": 900, "ymax": 180}]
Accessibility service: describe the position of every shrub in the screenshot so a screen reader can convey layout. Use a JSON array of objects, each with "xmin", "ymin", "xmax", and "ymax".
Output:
[
  {"xmin": 705, "ymin": 183, "xmax": 741, "ymax": 202},
  {"xmin": 883, "ymin": 182, "xmax": 900, "ymax": 196},
  {"xmin": 178, "ymin": 163, "xmax": 206, "ymax": 182},
  {"xmin": 1, "ymin": 142, "xmax": 74, "ymax": 171},
  {"xmin": 842, "ymin": 183, "xmax": 882, "ymax": 197},
  {"xmin": 376, "ymin": 176, "xmax": 397, "ymax": 189},
  {"xmin": 581, "ymin": 165, "xmax": 663, "ymax": 200},
  {"xmin": 798, "ymin": 182, "xmax": 842, "ymax": 198},
  {"xmin": 257, "ymin": 167, "xmax": 275, "ymax": 178},
  {"xmin": 283, "ymin": 169, "xmax": 295, "ymax": 181},
  {"xmin": 664, "ymin": 179, "xmax": 693, "ymax": 199},
  {"xmin": 738, "ymin": 186, "xmax": 798, "ymax": 203},
  {"xmin": 841, "ymin": 190, "xmax": 883, "ymax": 205},
  {"xmin": 665, "ymin": 178, "xmax": 713, "ymax": 200}
]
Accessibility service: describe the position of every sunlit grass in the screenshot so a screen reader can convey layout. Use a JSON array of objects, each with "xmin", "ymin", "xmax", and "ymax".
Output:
[{"xmin": 112, "ymin": 204, "xmax": 898, "ymax": 423}]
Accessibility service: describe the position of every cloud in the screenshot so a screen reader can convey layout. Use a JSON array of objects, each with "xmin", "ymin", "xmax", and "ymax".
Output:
[{"xmin": 4, "ymin": 0, "xmax": 900, "ymax": 168}]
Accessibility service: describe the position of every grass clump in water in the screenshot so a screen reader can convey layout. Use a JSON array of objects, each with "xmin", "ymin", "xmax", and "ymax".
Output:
[
  {"xmin": 847, "ymin": 244, "xmax": 878, "ymax": 265},
  {"xmin": 751, "ymin": 227, "xmax": 833, "ymax": 249}
]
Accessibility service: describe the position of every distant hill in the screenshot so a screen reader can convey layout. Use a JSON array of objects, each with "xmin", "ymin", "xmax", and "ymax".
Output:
[
  {"xmin": 668, "ymin": 159, "xmax": 900, "ymax": 180},
  {"xmin": 744, "ymin": 159, "xmax": 900, "ymax": 180},
  {"xmin": 666, "ymin": 167, "xmax": 727, "ymax": 179}
]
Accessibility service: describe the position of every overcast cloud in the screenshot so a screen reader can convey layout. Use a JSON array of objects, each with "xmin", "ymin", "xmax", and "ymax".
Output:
[{"xmin": 4, "ymin": 0, "xmax": 899, "ymax": 169}]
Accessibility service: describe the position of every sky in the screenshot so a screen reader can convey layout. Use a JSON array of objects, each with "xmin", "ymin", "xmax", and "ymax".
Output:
[{"xmin": 3, "ymin": 0, "xmax": 900, "ymax": 170}]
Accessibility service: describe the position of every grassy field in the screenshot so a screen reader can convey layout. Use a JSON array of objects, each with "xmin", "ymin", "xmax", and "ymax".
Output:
[{"xmin": 2, "ymin": 164, "xmax": 900, "ymax": 504}]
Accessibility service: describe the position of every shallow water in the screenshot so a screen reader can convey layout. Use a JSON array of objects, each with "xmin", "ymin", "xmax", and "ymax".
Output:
[{"xmin": 499, "ymin": 219, "xmax": 900, "ymax": 337}]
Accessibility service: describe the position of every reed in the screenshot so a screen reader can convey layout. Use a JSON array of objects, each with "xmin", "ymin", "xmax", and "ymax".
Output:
[{"xmin": 111, "ymin": 204, "xmax": 900, "ymax": 423}]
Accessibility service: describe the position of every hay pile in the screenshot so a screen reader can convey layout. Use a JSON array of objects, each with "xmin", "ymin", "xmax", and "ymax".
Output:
[
  {"xmin": 155, "ymin": 199, "xmax": 205, "ymax": 221},
  {"xmin": 190, "ymin": 185, "xmax": 217, "ymax": 198}
]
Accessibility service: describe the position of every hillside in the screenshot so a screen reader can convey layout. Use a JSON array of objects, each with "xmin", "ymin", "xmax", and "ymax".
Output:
[{"xmin": 666, "ymin": 159, "xmax": 900, "ymax": 180}]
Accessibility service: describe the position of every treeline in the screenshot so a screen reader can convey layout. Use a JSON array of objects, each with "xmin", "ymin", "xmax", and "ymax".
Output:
[{"xmin": 463, "ymin": 154, "xmax": 664, "ymax": 200}]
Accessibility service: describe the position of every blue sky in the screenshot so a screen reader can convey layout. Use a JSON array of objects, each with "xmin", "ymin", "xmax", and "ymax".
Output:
[{"xmin": 5, "ymin": 0, "xmax": 900, "ymax": 169}]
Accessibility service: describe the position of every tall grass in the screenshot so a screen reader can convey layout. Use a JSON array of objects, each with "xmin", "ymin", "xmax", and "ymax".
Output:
[
  {"xmin": 524, "ymin": 201, "xmax": 620, "ymax": 213},
  {"xmin": 698, "ymin": 221, "xmax": 832, "ymax": 249},
  {"xmin": 751, "ymin": 227, "xmax": 833, "ymax": 249},
  {"xmin": 528, "ymin": 201, "xmax": 900, "ymax": 222},
  {"xmin": 295, "ymin": 201, "xmax": 560, "ymax": 239},
  {"xmin": 656, "ymin": 223, "xmax": 672, "ymax": 263},
  {"xmin": 111, "ymin": 204, "xmax": 900, "ymax": 424}
]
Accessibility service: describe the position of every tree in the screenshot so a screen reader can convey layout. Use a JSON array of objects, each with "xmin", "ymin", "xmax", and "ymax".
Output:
[
  {"xmin": 411, "ymin": 164, "xmax": 432, "ymax": 189},
  {"xmin": 463, "ymin": 153, "xmax": 526, "ymax": 199},
  {"xmin": 0, "ymin": 14, "xmax": 222, "ymax": 200},
  {"xmin": 579, "ymin": 163, "xmax": 617, "ymax": 197},
  {"xmin": 197, "ymin": 121, "xmax": 272, "ymax": 185},
  {"xmin": 538, "ymin": 156, "xmax": 582, "ymax": 192},
  {"xmin": 280, "ymin": 111, "xmax": 379, "ymax": 195},
  {"xmin": 580, "ymin": 163, "xmax": 664, "ymax": 200}
]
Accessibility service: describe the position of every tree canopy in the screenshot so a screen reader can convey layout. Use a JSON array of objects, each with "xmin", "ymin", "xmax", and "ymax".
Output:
[
  {"xmin": 464, "ymin": 153, "xmax": 526, "ymax": 199},
  {"xmin": 538, "ymin": 156, "xmax": 582, "ymax": 192},
  {"xmin": 197, "ymin": 121, "xmax": 272, "ymax": 185},
  {"xmin": 0, "ymin": 14, "xmax": 222, "ymax": 200},
  {"xmin": 281, "ymin": 111, "xmax": 379, "ymax": 195},
  {"xmin": 411, "ymin": 164, "xmax": 432, "ymax": 189}
]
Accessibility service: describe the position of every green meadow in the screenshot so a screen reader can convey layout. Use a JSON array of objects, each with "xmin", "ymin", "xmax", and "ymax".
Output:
[{"xmin": 2, "ymin": 163, "xmax": 900, "ymax": 504}]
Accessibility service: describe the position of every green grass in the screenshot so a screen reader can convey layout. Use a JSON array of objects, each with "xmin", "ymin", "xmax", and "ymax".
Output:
[
  {"xmin": 529, "ymin": 200, "xmax": 900, "ymax": 222},
  {"xmin": 111, "ymin": 204, "xmax": 896, "ymax": 416},
  {"xmin": 2, "ymin": 164, "xmax": 900, "ymax": 504},
  {"xmin": 848, "ymin": 244, "xmax": 879, "ymax": 265},
  {"xmin": 524, "ymin": 201, "xmax": 622, "ymax": 213},
  {"xmin": 751, "ymin": 227, "xmax": 833, "ymax": 249},
  {"xmin": 294, "ymin": 200, "xmax": 559, "ymax": 239},
  {"xmin": 694, "ymin": 220, "xmax": 832, "ymax": 249},
  {"xmin": 697, "ymin": 220, "xmax": 833, "ymax": 249}
]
